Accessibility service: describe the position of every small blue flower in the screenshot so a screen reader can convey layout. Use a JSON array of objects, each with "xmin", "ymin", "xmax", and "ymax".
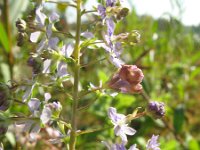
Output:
[
  {"xmin": 146, "ymin": 135, "xmax": 160, "ymax": 150},
  {"xmin": 108, "ymin": 107, "xmax": 136, "ymax": 143},
  {"xmin": 106, "ymin": 0, "xmax": 116, "ymax": 7},
  {"xmin": 97, "ymin": 5, "xmax": 106, "ymax": 19},
  {"xmin": 102, "ymin": 141, "xmax": 138, "ymax": 150},
  {"xmin": 30, "ymin": 5, "xmax": 60, "ymax": 52}
]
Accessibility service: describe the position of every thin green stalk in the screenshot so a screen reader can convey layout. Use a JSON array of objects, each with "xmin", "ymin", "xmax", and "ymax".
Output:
[
  {"xmin": 3, "ymin": 0, "xmax": 13, "ymax": 80},
  {"xmin": 69, "ymin": 0, "xmax": 82, "ymax": 149}
]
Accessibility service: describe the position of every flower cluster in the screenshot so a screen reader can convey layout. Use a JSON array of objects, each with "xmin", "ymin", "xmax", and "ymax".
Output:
[
  {"xmin": 108, "ymin": 107, "xmax": 136, "ymax": 143},
  {"xmin": 147, "ymin": 101, "xmax": 165, "ymax": 119}
]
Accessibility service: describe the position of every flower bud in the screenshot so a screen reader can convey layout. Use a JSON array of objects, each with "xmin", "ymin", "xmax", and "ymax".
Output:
[
  {"xmin": 114, "ymin": 31, "xmax": 140, "ymax": 45},
  {"xmin": 146, "ymin": 101, "xmax": 165, "ymax": 119},
  {"xmin": 17, "ymin": 32, "xmax": 27, "ymax": 46},
  {"xmin": 16, "ymin": 18, "xmax": 27, "ymax": 32},
  {"xmin": 0, "ymin": 83, "xmax": 11, "ymax": 111},
  {"xmin": 107, "ymin": 65, "xmax": 144, "ymax": 94},
  {"xmin": 116, "ymin": 8, "xmax": 129, "ymax": 20},
  {"xmin": 119, "ymin": 65, "xmax": 144, "ymax": 84},
  {"xmin": 27, "ymin": 56, "xmax": 43, "ymax": 74}
]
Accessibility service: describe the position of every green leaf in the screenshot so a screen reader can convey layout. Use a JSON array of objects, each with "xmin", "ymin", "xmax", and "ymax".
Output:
[
  {"xmin": 5, "ymin": 132, "xmax": 16, "ymax": 146},
  {"xmin": 173, "ymin": 105, "xmax": 185, "ymax": 133},
  {"xmin": 116, "ymin": 94, "xmax": 135, "ymax": 108},
  {"xmin": 0, "ymin": 22, "xmax": 9, "ymax": 52},
  {"xmin": 189, "ymin": 139, "xmax": 200, "ymax": 150},
  {"xmin": 161, "ymin": 139, "xmax": 180, "ymax": 150}
]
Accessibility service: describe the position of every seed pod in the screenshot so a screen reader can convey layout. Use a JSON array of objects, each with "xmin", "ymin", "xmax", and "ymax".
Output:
[{"xmin": 0, "ymin": 83, "xmax": 11, "ymax": 111}]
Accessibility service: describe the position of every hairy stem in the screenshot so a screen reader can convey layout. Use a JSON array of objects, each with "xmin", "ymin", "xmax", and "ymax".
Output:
[{"xmin": 69, "ymin": 0, "xmax": 82, "ymax": 149}]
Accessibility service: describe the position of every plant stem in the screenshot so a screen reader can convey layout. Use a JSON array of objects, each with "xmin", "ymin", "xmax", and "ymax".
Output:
[
  {"xmin": 3, "ymin": 0, "xmax": 13, "ymax": 80},
  {"xmin": 69, "ymin": 0, "xmax": 82, "ymax": 149}
]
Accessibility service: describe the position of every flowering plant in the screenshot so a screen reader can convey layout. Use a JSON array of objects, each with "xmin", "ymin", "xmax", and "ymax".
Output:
[{"xmin": 0, "ymin": 0, "xmax": 165, "ymax": 149}]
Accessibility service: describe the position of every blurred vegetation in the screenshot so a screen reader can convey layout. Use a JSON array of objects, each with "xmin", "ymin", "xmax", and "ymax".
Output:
[{"xmin": 0, "ymin": 0, "xmax": 200, "ymax": 149}]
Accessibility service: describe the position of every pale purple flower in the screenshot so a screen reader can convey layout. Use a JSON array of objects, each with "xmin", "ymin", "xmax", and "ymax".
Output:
[
  {"xmin": 81, "ymin": 31, "xmax": 94, "ymax": 39},
  {"xmin": 35, "ymin": 5, "xmax": 47, "ymax": 28},
  {"xmin": 108, "ymin": 107, "xmax": 136, "ymax": 143},
  {"xmin": 52, "ymin": 101, "xmax": 62, "ymax": 112},
  {"xmin": 57, "ymin": 61, "xmax": 68, "ymax": 78},
  {"xmin": 106, "ymin": 0, "xmax": 116, "ymax": 7},
  {"xmin": 44, "ymin": 93, "xmax": 51, "ymax": 102},
  {"xmin": 129, "ymin": 144, "xmax": 138, "ymax": 150},
  {"xmin": 147, "ymin": 101, "xmax": 165, "ymax": 119},
  {"xmin": 49, "ymin": 12, "xmax": 59, "ymax": 22},
  {"xmin": 97, "ymin": 0, "xmax": 118, "ymax": 19},
  {"xmin": 30, "ymin": 5, "xmax": 60, "ymax": 52},
  {"xmin": 22, "ymin": 83, "xmax": 35, "ymax": 102},
  {"xmin": 40, "ymin": 106, "xmax": 52, "ymax": 124},
  {"xmin": 102, "ymin": 142, "xmax": 138, "ymax": 150},
  {"xmin": 106, "ymin": 18, "xmax": 115, "ymax": 37},
  {"xmin": 61, "ymin": 43, "xmax": 74, "ymax": 58},
  {"xmin": 30, "ymin": 31, "xmax": 41, "ymax": 43},
  {"xmin": 28, "ymin": 98, "xmax": 41, "ymax": 113},
  {"xmin": 43, "ymin": 59, "xmax": 51, "ymax": 73},
  {"xmin": 146, "ymin": 135, "xmax": 160, "ymax": 150},
  {"xmin": 97, "ymin": 5, "xmax": 106, "ymax": 19}
]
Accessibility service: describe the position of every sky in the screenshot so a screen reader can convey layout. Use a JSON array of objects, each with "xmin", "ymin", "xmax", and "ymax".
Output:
[
  {"xmin": 130, "ymin": 0, "xmax": 200, "ymax": 26},
  {"xmin": 85, "ymin": 0, "xmax": 200, "ymax": 26}
]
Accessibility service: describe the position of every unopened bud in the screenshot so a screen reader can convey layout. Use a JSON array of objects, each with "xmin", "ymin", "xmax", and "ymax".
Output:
[
  {"xmin": 108, "ymin": 65, "xmax": 144, "ymax": 94},
  {"xmin": 119, "ymin": 65, "xmax": 144, "ymax": 84},
  {"xmin": 116, "ymin": 7, "xmax": 129, "ymax": 20},
  {"xmin": 114, "ymin": 30, "xmax": 140, "ymax": 45},
  {"xmin": 17, "ymin": 32, "xmax": 27, "ymax": 47},
  {"xmin": 16, "ymin": 18, "xmax": 27, "ymax": 32},
  {"xmin": 147, "ymin": 101, "xmax": 165, "ymax": 119}
]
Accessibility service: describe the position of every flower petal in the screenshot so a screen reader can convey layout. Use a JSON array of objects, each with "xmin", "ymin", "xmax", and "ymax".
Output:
[
  {"xmin": 49, "ymin": 12, "xmax": 59, "ymax": 22},
  {"xmin": 43, "ymin": 59, "xmax": 51, "ymax": 73},
  {"xmin": 57, "ymin": 61, "xmax": 68, "ymax": 78},
  {"xmin": 97, "ymin": 5, "xmax": 106, "ymax": 19},
  {"xmin": 30, "ymin": 31, "xmax": 41, "ymax": 43},
  {"xmin": 40, "ymin": 106, "xmax": 52, "ymax": 124},
  {"xmin": 61, "ymin": 44, "xmax": 74, "ymax": 58},
  {"xmin": 122, "ymin": 126, "xmax": 136, "ymax": 135},
  {"xmin": 48, "ymin": 37, "xmax": 59, "ymax": 49},
  {"xmin": 81, "ymin": 31, "xmax": 94, "ymax": 39},
  {"xmin": 35, "ymin": 5, "xmax": 47, "ymax": 28},
  {"xmin": 36, "ymin": 5, "xmax": 47, "ymax": 27},
  {"xmin": 28, "ymin": 98, "xmax": 41, "ymax": 112},
  {"xmin": 44, "ymin": 93, "xmax": 51, "ymax": 102}
]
